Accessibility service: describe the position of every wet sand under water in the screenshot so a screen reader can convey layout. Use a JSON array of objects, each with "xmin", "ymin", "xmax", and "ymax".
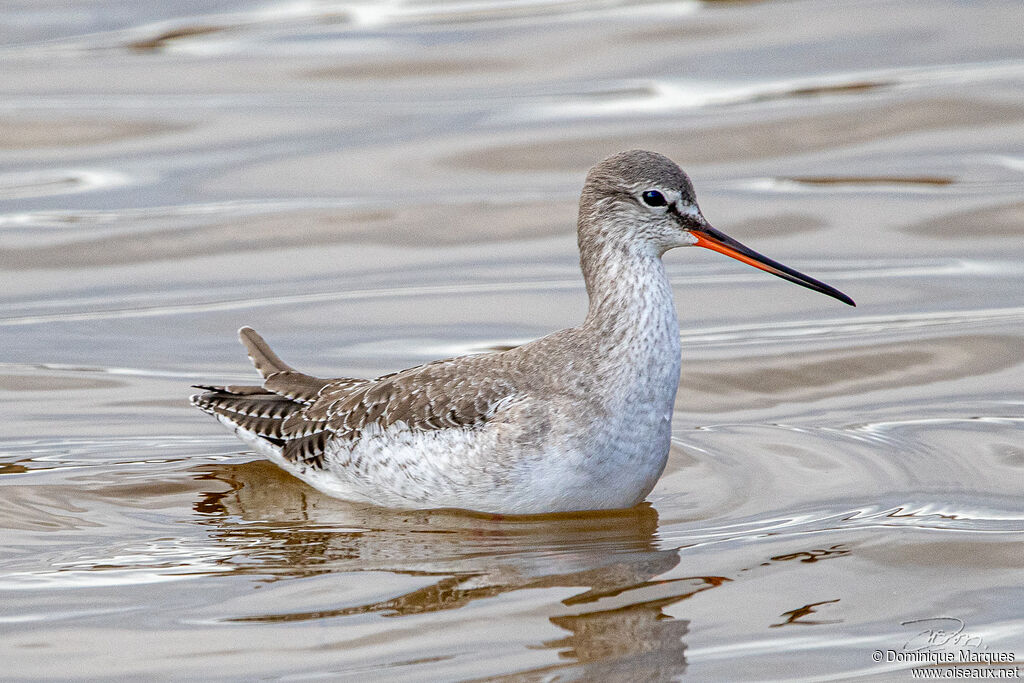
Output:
[{"xmin": 1, "ymin": 1, "xmax": 1023, "ymax": 680}]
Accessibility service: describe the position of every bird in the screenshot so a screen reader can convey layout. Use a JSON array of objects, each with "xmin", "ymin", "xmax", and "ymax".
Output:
[{"xmin": 191, "ymin": 150, "xmax": 854, "ymax": 515}]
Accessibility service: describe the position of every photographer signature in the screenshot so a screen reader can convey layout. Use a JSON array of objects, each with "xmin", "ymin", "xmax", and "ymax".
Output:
[{"xmin": 901, "ymin": 617, "xmax": 985, "ymax": 652}]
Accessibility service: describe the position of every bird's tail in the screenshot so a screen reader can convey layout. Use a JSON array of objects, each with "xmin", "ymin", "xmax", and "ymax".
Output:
[
  {"xmin": 239, "ymin": 325, "xmax": 293, "ymax": 378},
  {"xmin": 189, "ymin": 327, "xmax": 330, "ymax": 440}
]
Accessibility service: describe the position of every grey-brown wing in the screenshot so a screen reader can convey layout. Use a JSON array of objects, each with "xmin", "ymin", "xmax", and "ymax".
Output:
[
  {"xmin": 196, "ymin": 328, "xmax": 520, "ymax": 472},
  {"xmin": 301, "ymin": 354, "xmax": 520, "ymax": 446}
]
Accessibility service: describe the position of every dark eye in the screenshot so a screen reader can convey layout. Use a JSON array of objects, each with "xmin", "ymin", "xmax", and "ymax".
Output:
[{"xmin": 641, "ymin": 190, "xmax": 667, "ymax": 207}]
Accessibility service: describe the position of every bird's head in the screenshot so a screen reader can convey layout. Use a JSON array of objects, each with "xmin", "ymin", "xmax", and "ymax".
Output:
[{"xmin": 579, "ymin": 150, "xmax": 855, "ymax": 306}]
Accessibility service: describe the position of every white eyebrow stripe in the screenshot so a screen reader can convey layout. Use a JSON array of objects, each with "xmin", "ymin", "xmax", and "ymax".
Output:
[{"xmin": 675, "ymin": 203, "xmax": 701, "ymax": 220}]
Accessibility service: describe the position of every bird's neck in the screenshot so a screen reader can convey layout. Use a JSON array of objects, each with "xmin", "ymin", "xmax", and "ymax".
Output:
[
  {"xmin": 577, "ymin": 237, "xmax": 681, "ymax": 453},
  {"xmin": 580, "ymin": 238, "xmax": 681, "ymax": 362}
]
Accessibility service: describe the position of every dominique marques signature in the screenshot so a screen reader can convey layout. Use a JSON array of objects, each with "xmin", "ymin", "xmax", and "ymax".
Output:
[{"xmin": 901, "ymin": 617, "xmax": 985, "ymax": 652}]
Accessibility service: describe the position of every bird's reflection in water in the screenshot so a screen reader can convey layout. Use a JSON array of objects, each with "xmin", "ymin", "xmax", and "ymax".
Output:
[
  {"xmin": 192, "ymin": 460, "xmax": 723, "ymax": 677},
  {"xmin": 537, "ymin": 604, "xmax": 691, "ymax": 681}
]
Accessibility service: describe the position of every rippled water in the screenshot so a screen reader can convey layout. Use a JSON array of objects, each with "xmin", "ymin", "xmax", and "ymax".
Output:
[{"xmin": 2, "ymin": 1, "xmax": 1023, "ymax": 679}]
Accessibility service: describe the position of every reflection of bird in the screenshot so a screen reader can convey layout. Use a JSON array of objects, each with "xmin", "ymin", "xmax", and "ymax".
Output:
[
  {"xmin": 192, "ymin": 150, "xmax": 854, "ymax": 514},
  {"xmin": 540, "ymin": 604, "xmax": 691, "ymax": 680},
  {"xmin": 193, "ymin": 460, "xmax": 675, "ymax": 612}
]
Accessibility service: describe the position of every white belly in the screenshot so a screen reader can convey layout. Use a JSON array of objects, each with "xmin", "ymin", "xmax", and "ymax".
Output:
[{"xmin": 238, "ymin": 402, "xmax": 673, "ymax": 515}]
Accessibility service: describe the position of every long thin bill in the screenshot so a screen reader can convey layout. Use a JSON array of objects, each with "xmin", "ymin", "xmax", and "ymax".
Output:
[{"xmin": 692, "ymin": 225, "xmax": 855, "ymax": 306}]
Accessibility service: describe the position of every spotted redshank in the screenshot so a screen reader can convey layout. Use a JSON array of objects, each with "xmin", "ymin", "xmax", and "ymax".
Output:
[{"xmin": 192, "ymin": 150, "xmax": 854, "ymax": 514}]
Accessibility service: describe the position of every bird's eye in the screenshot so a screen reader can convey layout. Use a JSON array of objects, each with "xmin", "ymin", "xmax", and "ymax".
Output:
[{"xmin": 641, "ymin": 190, "xmax": 668, "ymax": 207}]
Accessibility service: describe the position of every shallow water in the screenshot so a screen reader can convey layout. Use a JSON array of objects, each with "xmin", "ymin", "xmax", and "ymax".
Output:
[{"xmin": 2, "ymin": 1, "xmax": 1023, "ymax": 679}]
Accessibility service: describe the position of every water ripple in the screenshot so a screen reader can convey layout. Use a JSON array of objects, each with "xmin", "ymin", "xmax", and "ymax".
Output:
[
  {"xmin": 0, "ymin": 168, "xmax": 131, "ymax": 200},
  {"xmin": 658, "ymin": 499, "xmax": 1024, "ymax": 550},
  {"xmin": 680, "ymin": 304, "xmax": 1024, "ymax": 349},
  {"xmin": 512, "ymin": 60, "xmax": 1024, "ymax": 120},
  {"xmin": 0, "ymin": 435, "xmax": 239, "ymax": 474}
]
